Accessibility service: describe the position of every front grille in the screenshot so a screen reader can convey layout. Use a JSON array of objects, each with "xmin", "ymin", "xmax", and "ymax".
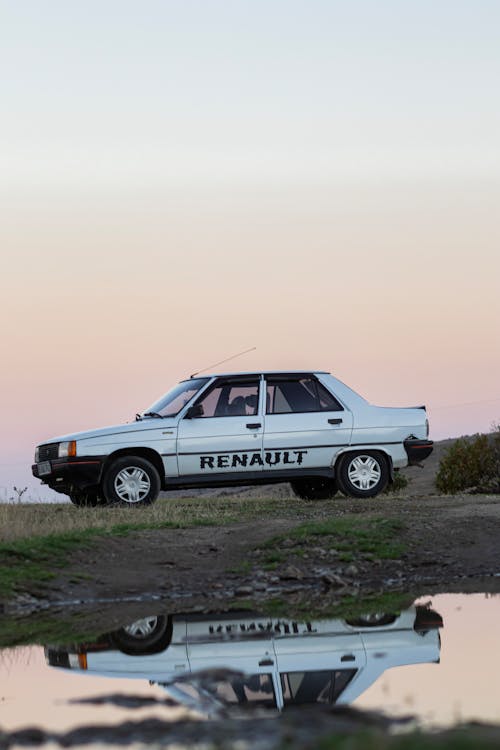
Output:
[{"xmin": 38, "ymin": 443, "xmax": 59, "ymax": 461}]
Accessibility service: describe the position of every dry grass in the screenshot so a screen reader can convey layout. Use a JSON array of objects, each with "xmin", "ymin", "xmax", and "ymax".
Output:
[{"xmin": 0, "ymin": 494, "xmax": 302, "ymax": 543}]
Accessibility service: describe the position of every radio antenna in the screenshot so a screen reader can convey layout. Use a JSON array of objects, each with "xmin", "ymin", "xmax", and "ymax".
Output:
[{"xmin": 190, "ymin": 347, "xmax": 256, "ymax": 378}]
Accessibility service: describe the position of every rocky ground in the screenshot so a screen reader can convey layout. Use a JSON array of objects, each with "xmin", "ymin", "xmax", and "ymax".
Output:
[{"xmin": 6, "ymin": 488, "xmax": 500, "ymax": 638}]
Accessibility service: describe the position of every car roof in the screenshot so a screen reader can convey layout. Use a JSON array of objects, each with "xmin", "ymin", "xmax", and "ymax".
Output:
[{"xmin": 189, "ymin": 370, "xmax": 330, "ymax": 379}]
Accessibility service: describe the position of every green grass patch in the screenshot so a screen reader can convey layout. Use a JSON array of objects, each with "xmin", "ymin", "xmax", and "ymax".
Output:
[
  {"xmin": 259, "ymin": 516, "xmax": 405, "ymax": 566},
  {"xmin": 248, "ymin": 589, "xmax": 416, "ymax": 621},
  {"xmin": 229, "ymin": 560, "xmax": 253, "ymax": 575},
  {"xmin": 311, "ymin": 728, "xmax": 500, "ymax": 750},
  {"xmin": 0, "ymin": 612, "xmax": 105, "ymax": 650}
]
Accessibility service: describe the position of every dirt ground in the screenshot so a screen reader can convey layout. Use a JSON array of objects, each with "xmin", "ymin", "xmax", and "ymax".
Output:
[
  {"xmin": 4, "ymin": 480, "xmax": 500, "ymax": 748},
  {"xmin": 8, "ymin": 488, "xmax": 500, "ymax": 636}
]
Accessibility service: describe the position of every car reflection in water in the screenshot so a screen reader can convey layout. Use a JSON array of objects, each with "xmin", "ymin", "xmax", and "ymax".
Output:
[{"xmin": 45, "ymin": 604, "xmax": 443, "ymax": 714}]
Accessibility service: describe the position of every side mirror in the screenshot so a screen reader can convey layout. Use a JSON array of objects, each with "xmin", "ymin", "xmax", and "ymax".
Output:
[{"xmin": 185, "ymin": 403, "xmax": 204, "ymax": 419}]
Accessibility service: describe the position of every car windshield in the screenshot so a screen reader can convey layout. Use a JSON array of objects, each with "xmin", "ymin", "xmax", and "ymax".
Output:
[{"xmin": 142, "ymin": 378, "xmax": 209, "ymax": 418}]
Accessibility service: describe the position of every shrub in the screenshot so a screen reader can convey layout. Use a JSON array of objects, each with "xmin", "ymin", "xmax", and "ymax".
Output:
[
  {"xmin": 384, "ymin": 471, "xmax": 410, "ymax": 494},
  {"xmin": 435, "ymin": 427, "xmax": 500, "ymax": 494}
]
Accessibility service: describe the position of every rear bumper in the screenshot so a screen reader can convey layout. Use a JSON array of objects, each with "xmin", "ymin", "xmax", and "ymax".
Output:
[
  {"xmin": 404, "ymin": 439, "xmax": 433, "ymax": 466},
  {"xmin": 414, "ymin": 606, "xmax": 443, "ymax": 632},
  {"xmin": 32, "ymin": 457, "xmax": 103, "ymax": 493}
]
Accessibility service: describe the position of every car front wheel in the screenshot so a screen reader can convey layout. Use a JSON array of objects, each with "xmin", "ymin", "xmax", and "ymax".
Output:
[
  {"xmin": 102, "ymin": 456, "xmax": 160, "ymax": 506},
  {"xmin": 109, "ymin": 615, "xmax": 172, "ymax": 655},
  {"xmin": 337, "ymin": 451, "xmax": 389, "ymax": 498},
  {"xmin": 291, "ymin": 478, "xmax": 338, "ymax": 500}
]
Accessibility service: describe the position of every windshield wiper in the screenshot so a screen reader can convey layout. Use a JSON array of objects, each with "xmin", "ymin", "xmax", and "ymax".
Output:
[{"xmin": 142, "ymin": 411, "xmax": 164, "ymax": 419}]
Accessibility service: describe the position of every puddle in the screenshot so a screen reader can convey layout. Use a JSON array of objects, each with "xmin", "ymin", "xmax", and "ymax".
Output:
[{"xmin": 1, "ymin": 593, "xmax": 500, "ymax": 745}]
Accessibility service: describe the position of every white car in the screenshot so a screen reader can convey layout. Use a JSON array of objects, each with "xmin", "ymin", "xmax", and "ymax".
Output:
[
  {"xmin": 45, "ymin": 605, "xmax": 443, "ymax": 711},
  {"xmin": 32, "ymin": 370, "xmax": 433, "ymax": 506}
]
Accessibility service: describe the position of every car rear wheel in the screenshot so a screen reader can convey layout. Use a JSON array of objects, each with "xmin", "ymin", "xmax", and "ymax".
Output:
[
  {"xmin": 291, "ymin": 478, "xmax": 338, "ymax": 500},
  {"xmin": 337, "ymin": 451, "xmax": 389, "ymax": 498},
  {"xmin": 345, "ymin": 613, "xmax": 397, "ymax": 627},
  {"xmin": 102, "ymin": 456, "xmax": 160, "ymax": 506}
]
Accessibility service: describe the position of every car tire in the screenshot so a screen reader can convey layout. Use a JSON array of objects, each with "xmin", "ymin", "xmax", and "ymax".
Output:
[
  {"xmin": 337, "ymin": 451, "xmax": 389, "ymax": 498},
  {"xmin": 345, "ymin": 613, "xmax": 397, "ymax": 627},
  {"xmin": 102, "ymin": 456, "xmax": 160, "ymax": 506},
  {"xmin": 291, "ymin": 478, "xmax": 338, "ymax": 500},
  {"xmin": 109, "ymin": 615, "xmax": 172, "ymax": 655},
  {"xmin": 69, "ymin": 489, "xmax": 102, "ymax": 507}
]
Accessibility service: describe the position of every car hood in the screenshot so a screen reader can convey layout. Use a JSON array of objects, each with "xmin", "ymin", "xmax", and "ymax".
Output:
[{"xmin": 41, "ymin": 419, "xmax": 178, "ymax": 444}]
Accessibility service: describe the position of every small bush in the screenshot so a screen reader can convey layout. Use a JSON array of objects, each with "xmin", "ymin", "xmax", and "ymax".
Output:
[
  {"xmin": 435, "ymin": 427, "xmax": 500, "ymax": 494},
  {"xmin": 384, "ymin": 471, "xmax": 410, "ymax": 494}
]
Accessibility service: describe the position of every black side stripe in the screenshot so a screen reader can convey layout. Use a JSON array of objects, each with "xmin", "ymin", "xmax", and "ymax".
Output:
[
  {"xmin": 351, "ymin": 441, "xmax": 401, "ymax": 446},
  {"xmin": 174, "ymin": 441, "xmax": 402, "ymax": 457},
  {"xmin": 177, "ymin": 448, "xmax": 261, "ymax": 456},
  {"xmin": 260, "ymin": 442, "xmax": 402, "ymax": 450}
]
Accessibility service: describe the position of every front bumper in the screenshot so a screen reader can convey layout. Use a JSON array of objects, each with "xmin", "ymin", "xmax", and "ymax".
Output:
[
  {"xmin": 404, "ymin": 439, "xmax": 434, "ymax": 465},
  {"xmin": 32, "ymin": 456, "xmax": 103, "ymax": 493}
]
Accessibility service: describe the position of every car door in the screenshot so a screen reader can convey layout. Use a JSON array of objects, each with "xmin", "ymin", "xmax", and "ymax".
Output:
[
  {"xmin": 185, "ymin": 614, "xmax": 280, "ymax": 708},
  {"xmin": 273, "ymin": 619, "xmax": 366, "ymax": 707},
  {"xmin": 176, "ymin": 376, "xmax": 264, "ymax": 478},
  {"xmin": 262, "ymin": 375, "xmax": 353, "ymax": 472}
]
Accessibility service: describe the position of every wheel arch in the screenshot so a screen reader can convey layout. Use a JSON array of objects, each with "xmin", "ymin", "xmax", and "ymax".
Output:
[
  {"xmin": 334, "ymin": 447, "xmax": 394, "ymax": 482},
  {"xmin": 101, "ymin": 448, "xmax": 166, "ymax": 486}
]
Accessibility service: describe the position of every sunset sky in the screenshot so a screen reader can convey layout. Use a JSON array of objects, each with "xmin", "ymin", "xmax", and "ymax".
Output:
[{"xmin": 1, "ymin": 1, "xmax": 499, "ymax": 499}]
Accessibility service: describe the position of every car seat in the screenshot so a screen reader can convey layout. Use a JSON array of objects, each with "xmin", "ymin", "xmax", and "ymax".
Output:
[
  {"xmin": 245, "ymin": 394, "xmax": 258, "ymax": 415},
  {"xmin": 227, "ymin": 396, "xmax": 246, "ymax": 416}
]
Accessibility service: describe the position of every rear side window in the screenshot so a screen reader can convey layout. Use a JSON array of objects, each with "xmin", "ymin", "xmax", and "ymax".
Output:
[{"xmin": 266, "ymin": 377, "xmax": 342, "ymax": 414}]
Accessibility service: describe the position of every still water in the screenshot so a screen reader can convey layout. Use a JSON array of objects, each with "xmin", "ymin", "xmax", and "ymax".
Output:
[{"xmin": 1, "ymin": 593, "xmax": 500, "ymax": 736}]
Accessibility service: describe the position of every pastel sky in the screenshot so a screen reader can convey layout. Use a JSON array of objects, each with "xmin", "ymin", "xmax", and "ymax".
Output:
[{"xmin": 1, "ymin": 1, "xmax": 499, "ymax": 499}]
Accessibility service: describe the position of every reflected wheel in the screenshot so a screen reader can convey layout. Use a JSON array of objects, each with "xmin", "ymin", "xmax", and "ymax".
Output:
[{"xmin": 109, "ymin": 615, "xmax": 172, "ymax": 655}]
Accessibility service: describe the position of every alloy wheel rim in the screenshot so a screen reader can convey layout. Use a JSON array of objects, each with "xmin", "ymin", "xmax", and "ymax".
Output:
[
  {"xmin": 347, "ymin": 455, "xmax": 381, "ymax": 490},
  {"xmin": 114, "ymin": 466, "xmax": 151, "ymax": 503},
  {"xmin": 123, "ymin": 616, "xmax": 159, "ymax": 638}
]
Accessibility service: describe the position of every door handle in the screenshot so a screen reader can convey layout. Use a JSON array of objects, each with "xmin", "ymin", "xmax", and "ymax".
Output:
[
  {"xmin": 246, "ymin": 423, "xmax": 262, "ymax": 429},
  {"xmin": 258, "ymin": 658, "xmax": 274, "ymax": 666},
  {"xmin": 328, "ymin": 418, "xmax": 343, "ymax": 425},
  {"xmin": 341, "ymin": 654, "xmax": 356, "ymax": 662}
]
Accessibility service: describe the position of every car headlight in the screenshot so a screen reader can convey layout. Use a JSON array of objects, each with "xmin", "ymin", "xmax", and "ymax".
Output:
[
  {"xmin": 68, "ymin": 653, "xmax": 87, "ymax": 670},
  {"xmin": 58, "ymin": 440, "xmax": 77, "ymax": 458},
  {"xmin": 35, "ymin": 447, "xmax": 40, "ymax": 462}
]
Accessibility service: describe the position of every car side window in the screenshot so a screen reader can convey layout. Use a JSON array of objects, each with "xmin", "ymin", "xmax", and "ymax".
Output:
[
  {"xmin": 266, "ymin": 377, "xmax": 342, "ymax": 414},
  {"xmin": 195, "ymin": 380, "xmax": 260, "ymax": 418},
  {"xmin": 280, "ymin": 669, "xmax": 357, "ymax": 705}
]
